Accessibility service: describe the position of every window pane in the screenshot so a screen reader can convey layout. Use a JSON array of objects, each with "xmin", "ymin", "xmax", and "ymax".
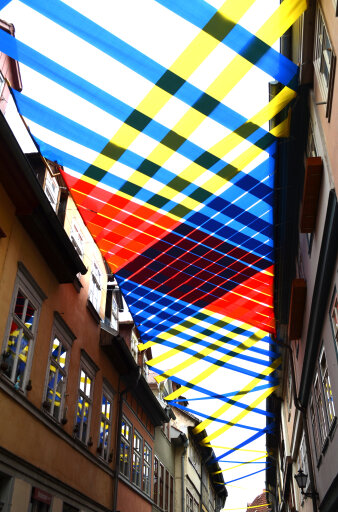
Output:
[
  {"xmin": 5, "ymin": 321, "xmax": 21, "ymax": 379},
  {"xmin": 80, "ymin": 370, "xmax": 86, "ymax": 392},
  {"xmin": 14, "ymin": 291, "xmax": 26, "ymax": 320},
  {"xmin": 15, "ymin": 333, "xmax": 30, "ymax": 387},
  {"xmin": 25, "ymin": 301, "xmax": 36, "ymax": 330}
]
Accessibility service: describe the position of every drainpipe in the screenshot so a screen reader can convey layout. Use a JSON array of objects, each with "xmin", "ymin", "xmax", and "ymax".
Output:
[
  {"xmin": 113, "ymin": 366, "xmax": 141, "ymax": 512},
  {"xmin": 181, "ymin": 434, "xmax": 189, "ymax": 512},
  {"xmin": 274, "ymin": 336, "xmax": 318, "ymax": 512}
]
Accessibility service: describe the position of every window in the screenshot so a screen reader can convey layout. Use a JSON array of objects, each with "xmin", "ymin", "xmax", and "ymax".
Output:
[
  {"xmin": 319, "ymin": 348, "xmax": 336, "ymax": 427},
  {"xmin": 314, "ymin": 7, "xmax": 336, "ymax": 120},
  {"xmin": 98, "ymin": 384, "xmax": 113, "ymax": 461},
  {"xmin": 0, "ymin": 70, "xmax": 5, "ymax": 95},
  {"xmin": 1, "ymin": 263, "xmax": 45, "ymax": 390},
  {"xmin": 70, "ymin": 221, "xmax": 84, "ymax": 259},
  {"xmin": 89, "ymin": 261, "xmax": 102, "ymax": 312},
  {"xmin": 143, "ymin": 442, "xmax": 151, "ymax": 496},
  {"xmin": 132, "ymin": 431, "xmax": 142, "ymax": 487},
  {"xmin": 297, "ymin": 434, "xmax": 310, "ymax": 493},
  {"xmin": 186, "ymin": 490, "xmax": 194, "ymax": 512},
  {"xmin": 170, "ymin": 475, "xmax": 174, "ymax": 512},
  {"xmin": 159, "ymin": 463, "xmax": 164, "ymax": 509},
  {"xmin": 44, "ymin": 316, "xmax": 74, "ymax": 422},
  {"xmin": 130, "ymin": 329, "xmax": 138, "ymax": 362},
  {"xmin": 330, "ymin": 288, "xmax": 338, "ymax": 356},
  {"xmin": 120, "ymin": 417, "xmax": 131, "ymax": 477},
  {"xmin": 44, "ymin": 170, "xmax": 60, "ymax": 211},
  {"xmin": 309, "ymin": 397, "xmax": 321, "ymax": 460},
  {"xmin": 314, "ymin": 373, "xmax": 328, "ymax": 443},
  {"xmin": 75, "ymin": 357, "xmax": 95, "ymax": 444},
  {"xmin": 154, "ymin": 457, "xmax": 159, "ymax": 504}
]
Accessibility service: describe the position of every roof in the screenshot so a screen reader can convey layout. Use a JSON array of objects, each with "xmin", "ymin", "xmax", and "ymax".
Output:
[{"xmin": 246, "ymin": 491, "xmax": 269, "ymax": 512}]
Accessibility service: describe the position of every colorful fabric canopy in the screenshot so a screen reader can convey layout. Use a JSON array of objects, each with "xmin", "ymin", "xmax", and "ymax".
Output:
[{"xmin": 0, "ymin": 0, "xmax": 306, "ymax": 487}]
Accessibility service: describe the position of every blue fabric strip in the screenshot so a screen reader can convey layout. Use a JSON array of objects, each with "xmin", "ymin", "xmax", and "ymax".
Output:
[
  {"xmin": 154, "ymin": 0, "xmax": 298, "ymax": 89},
  {"xmin": 224, "ymin": 466, "xmax": 268, "ymax": 484}
]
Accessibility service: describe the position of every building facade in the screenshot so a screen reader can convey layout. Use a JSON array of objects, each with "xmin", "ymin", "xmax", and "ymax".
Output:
[
  {"xmin": 0, "ymin": 38, "xmax": 168, "ymax": 512},
  {"xmin": 267, "ymin": 2, "xmax": 338, "ymax": 512}
]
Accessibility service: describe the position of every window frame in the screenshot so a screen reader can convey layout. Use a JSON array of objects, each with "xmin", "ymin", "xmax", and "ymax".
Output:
[
  {"xmin": 120, "ymin": 416, "xmax": 132, "ymax": 478},
  {"xmin": 43, "ymin": 313, "xmax": 74, "ymax": 422},
  {"xmin": 313, "ymin": 6, "xmax": 336, "ymax": 121},
  {"xmin": 313, "ymin": 372, "xmax": 328, "ymax": 445},
  {"xmin": 132, "ymin": 429, "xmax": 143, "ymax": 488},
  {"xmin": 97, "ymin": 382, "xmax": 114, "ymax": 462},
  {"xmin": 319, "ymin": 347, "xmax": 336, "ymax": 428},
  {"xmin": 329, "ymin": 287, "xmax": 338, "ymax": 358},
  {"xmin": 1, "ymin": 263, "xmax": 46, "ymax": 391},
  {"xmin": 69, "ymin": 220, "xmax": 84, "ymax": 260},
  {"xmin": 88, "ymin": 260, "xmax": 102, "ymax": 313},
  {"xmin": 74, "ymin": 353, "xmax": 96, "ymax": 444},
  {"xmin": 142, "ymin": 442, "xmax": 152, "ymax": 496}
]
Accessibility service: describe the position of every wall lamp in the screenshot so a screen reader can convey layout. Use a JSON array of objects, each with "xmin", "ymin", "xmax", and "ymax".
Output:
[{"xmin": 294, "ymin": 469, "xmax": 319, "ymax": 499}]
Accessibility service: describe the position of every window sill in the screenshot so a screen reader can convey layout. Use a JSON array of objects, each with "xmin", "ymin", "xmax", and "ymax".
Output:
[
  {"xmin": 87, "ymin": 299, "xmax": 101, "ymax": 324},
  {"xmin": 0, "ymin": 375, "xmax": 113, "ymax": 477},
  {"xmin": 118, "ymin": 473, "xmax": 153, "ymax": 504}
]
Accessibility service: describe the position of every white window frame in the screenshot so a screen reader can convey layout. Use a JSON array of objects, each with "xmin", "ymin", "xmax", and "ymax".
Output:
[
  {"xmin": 44, "ymin": 170, "xmax": 60, "ymax": 212},
  {"xmin": 74, "ymin": 354, "xmax": 96, "ymax": 444},
  {"xmin": 297, "ymin": 433, "xmax": 310, "ymax": 493},
  {"xmin": 313, "ymin": 6, "xmax": 336, "ymax": 120},
  {"xmin": 329, "ymin": 287, "xmax": 338, "ymax": 357},
  {"xmin": 309, "ymin": 396, "xmax": 321, "ymax": 460},
  {"xmin": 1, "ymin": 263, "xmax": 46, "ymax": 391},
  {"xmin": 89, "ymin": 260, "xmax": 102, "ymax": 313},
  {"xmin": 70, "ymin": 221, "xmax": 84, "ymax": 260},
  {"xmin": 43, "ymin": 314, "xmax": 74, "ymax": 422},
  {"xmin": 120, "ymin": 416, "xmax": 132, "ymax": 478},
  {"xmin": 143, "ymin": 442, "xmax": 152, "ymax": 496},
  {"xmin": 98, "ymin": 382, "xmax": 114, "ymax": 462},
  {"xmin": 132, "ymin": 430, "xmax": 142, "ymax": 488},
  {"xmin": 319, "ymin": 347, "xmax": 336, "ymax": 427},
  {"xmin": 313, "ymin": 372, "xmax": 328, "ymax": 445}
]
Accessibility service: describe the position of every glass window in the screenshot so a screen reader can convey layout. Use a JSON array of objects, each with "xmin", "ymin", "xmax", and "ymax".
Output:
[
  {"xmin": 143, "ymin": 443, "xmax": 151, "ymax": 496},
  {"xmin": 309, "ymin": 397, "xmax": 321, "ymax": 460},
  {"xmin": 159, "ymin": 463, "xmax": 164, "ymax": 508},
  {"xmin": 98, "ymin": 387, "xmax": 113, "ymax": 461},
  {"xmin": 186, "ymin": 490, "xmax": 194, "ymax": 512},
  {"xmin": 45, "ymin": 335, "xmax": 69, "ymax": 421},
  {"xmin": 314, "ymin": 373, "xmax": 328, "ymax": 443},
  {"xmin": 170, "ymin": 475, "xmax": 174, "ymax": 512},
  {"xmin": 44, "ymin": 170, "xmax": 60, "ymax": 211},
  {"xmin": 154, "ymin": 457, "xmax": 159, "ymax": 504},
  {"xmin": 2, "ymin": 265, "xmax": 44, "ymax": 390},
  {"xmin": 330, "ymin": 288, "xmax": 338, "ymax": 355},
  {"xmin": 75, "ymin": 366, "xmax": 94, "ymax": 444},
  {"xmin": 314, "ymin": 8, "xmax": 333, "ymax": 95},
  {"xmin": 70, "ymin": 221, "xmax": 84, "ymax": 259},
  {"xmin": 319, "ymin": 348, "xmax": 336, "ymax": 426},
  {"xmin": 132, "ymin": 431, "xmax": 142, "ymax": 487},
  {"xmin": 89, "ymin": 261, "xmax": 102, "ymax": 312},
  {"xmin": 297, "ymin": 434, "xmax": 310, "ymax": 492},
  {"xmin": 120, "ymin": 417, "xmax": 131, "ymax": 477}
]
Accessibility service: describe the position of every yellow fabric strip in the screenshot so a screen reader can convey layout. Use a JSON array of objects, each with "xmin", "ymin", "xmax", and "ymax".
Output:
[
  {"xmin": 163, "ymin": 336, "xmax": 272, "ymax": 400},
  {"xmin": 199, "ymin": 385, "xmax": 277, "ymax": 443},
  {"xmin": 88, "ymin": 0, "xmax": 256, "ymax": 175},
  {"xmin": 204, "ymin": 445, "xmax": 268, "ymax": 454},
  {"xmin": 212, "ymin": 454, "xmax": 267, "ymax": 474},
  {"xmin": 192, "ymin": 357, "xmax": 280, "ymax": 434},
  {"xmin": 153, "ymin": 329, "xmax": 265, "ymax": 384},
  {"xmin": 222, "ymin": 504, "xmax": 271, "ymax": 511}
]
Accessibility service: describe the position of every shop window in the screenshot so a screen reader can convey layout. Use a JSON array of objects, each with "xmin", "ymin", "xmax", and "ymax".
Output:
[
  {"xmin": 313, "ymin": 7, "xmax": 336, "ymax": 120},
  {"xmin": 143, "ymin": 443, "xmax": 152, "ymax": 496},
  {"xmin": 1, "ymin": 264, "xmax": 45, "ymax": 390},
  {"xmin": 132, "ymin": 431, "xmax": 142, "ymax": 487},
  {"xmin": 98, "ymin": 385, "xmax": 113, "ymax": 461},
  {"xmin": 329, "ymin": 288, "xmax": 338, "ymax": 357},
  {"xmin": 30, "ymin": 488, "xmax": 52, "ymax": 512},
  {"xmin": 319, "ymin": 348, "xmax": 336, "ymax": 427},
  {"xmin": 89, "ymin": 261, "xmax": 102, "ymax": 312},
  {"xmin": 74, "ymin": 357, "xmax": 95, "ymax": 444},
  {"xmin": 120, "ymin": 416, "xmax": 131, "ymax": 477}
]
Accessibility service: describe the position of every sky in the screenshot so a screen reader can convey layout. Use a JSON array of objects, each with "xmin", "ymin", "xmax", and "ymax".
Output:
[{"xmin": 0, "ymin": 0, "xmax": 281, "ymax": 509}]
